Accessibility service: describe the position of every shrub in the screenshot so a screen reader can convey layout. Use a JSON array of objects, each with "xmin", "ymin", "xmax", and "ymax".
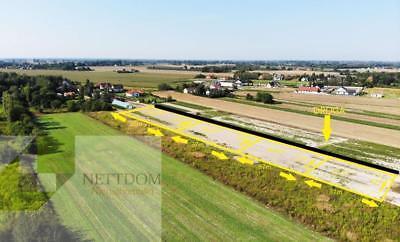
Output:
[
  {"xmin": 158, "ymin": 83, "xmax": 173, "ymax": 91},
  {"xmin": 256, "ymin": 92, "xmax": 273, "ymax": 104},
  {"xmin": 66, "ymin": 100, "xmax": 80, "ymax": 112},
  {"xmin": 246, "ymin": 93, "xmax": 254, "ymax": 100}
]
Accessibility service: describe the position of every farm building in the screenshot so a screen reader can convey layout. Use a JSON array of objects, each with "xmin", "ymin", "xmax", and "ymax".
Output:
[
  {"xmin": 235, "ymin": 80, "xmax": 254, "ymax": 87},
  {"xmin": 112, "ymin": 99, "xmax": 133, "ymax": 109},
  {"xmin": 96, "ymin": 83, "xmax": 124, "ymax": 93},
  {"xmin": 126, "ymin": 89, "xmax": 144, "ymax": 98},
  {"xmin": 112, "ymin": 84, "xmax": 124, "ymax": 93},
  {"xmin": 210, "ymin": 80, "xmax": 237, "ymax": 90},
  {"xmin": 266, "ymin": 81, "xmax": 280, "ymax": 88},
  {"xmin": 296, "ymin": 86, "xmax": 320, "ymax": 94},
  {"xmin": 183, "ymin": 87, "xmax": 196, "ymax": 94},
  {"xmin": 96, "ymin": 82, "xmax": 111, "ymax": 90},
  {"xmin": 325, "ymin": 86, "xmax": 364, "ymax": 96}
]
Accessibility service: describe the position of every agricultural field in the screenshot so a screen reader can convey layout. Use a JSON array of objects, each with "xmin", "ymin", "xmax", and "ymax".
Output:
[
  {"xmin": 0, "ymin": 68, "xmax": 194, "ymax": 89},
  {"xmin": 36, "ymin": 112, "xmax": 326, "ymax": 241},
  {"xmin": 222, "ymin": 97, "xmax": 400, "ymax": 130},
  {"xmin": 154, "ymin": 91, "xmax": 400, "ymax": 148},
  {"xmin": 94, "ymin": 109, "xmax": 400, "ymax": 241}
]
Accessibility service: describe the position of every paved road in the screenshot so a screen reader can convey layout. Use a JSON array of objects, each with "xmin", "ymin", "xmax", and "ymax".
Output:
[{"xmin": 121, "ymin": 106, "xmax": 400, "ymax": 206}]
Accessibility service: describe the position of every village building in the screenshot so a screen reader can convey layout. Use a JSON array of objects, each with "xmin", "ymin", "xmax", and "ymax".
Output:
[
  {"xmin": 300, "ymin": 77, "xmax": 309, "ymax": 82},
  {"xmin": 96, "ymin": 82, "xmax": 111, "ymax": 90},
  {"xmin": 219, "ymin": 80, "xmax": 237, "ymax": 90},
  {"xmin": 125, "ymin": 89, "xmax": 144, "ymax": 98},
  {"xmin": 296, "ymin": 86, "xmax": 321, "ymax": 94},
  {"xmin": 273, "ymin": 73, "xmax": 284, "ymax": 82},
  {"xmin": 63, "ymin": 92, "xmax": 76, "ymax": 98},
  {"xmin": 266, "ymin": 81, "xmax": 280, "ymax": 88},
  {"xmin": 209, "ymin": 80, "xmax": 222, "ymax": 90},
  {"xmin": 183, "ymin": 87, "xmax": 196, "ymax": 94},
  {"xmin": 112, "ymin": 99, "xmax": 133, "ymax": 109},
  {"xmin": 327, "ymin": 86, "xmax": 364, "ymax": 96},
  {"xmin": 95, "ymin": 83, "xmax": 124, "ymax": 93},
  {"xmin": 111, "ymin": 84, "xmax": 124, "ymax": 93}
]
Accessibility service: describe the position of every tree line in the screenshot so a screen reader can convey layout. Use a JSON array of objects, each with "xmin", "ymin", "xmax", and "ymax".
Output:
[{"xmin": 0, "ymin": 72, "xmax": 112, "ymax": 135}]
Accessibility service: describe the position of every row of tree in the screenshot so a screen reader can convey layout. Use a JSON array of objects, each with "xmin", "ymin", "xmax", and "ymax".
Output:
[
  {"xmin": 246, "ymin": 92, "xmax": 274, "ymax": 104},
  {"xmin": 298, "ymin": 72, "xmax": 400, "ymax": 88},
  {"xmin": 0, "ymin": 73, "xmax": 113, "ymax": 135}
]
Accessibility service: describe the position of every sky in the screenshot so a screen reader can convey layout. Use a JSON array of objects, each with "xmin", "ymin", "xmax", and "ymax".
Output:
[{"xmin": 0, "ymin": 0, "xmax": 399, "ymax": 61}]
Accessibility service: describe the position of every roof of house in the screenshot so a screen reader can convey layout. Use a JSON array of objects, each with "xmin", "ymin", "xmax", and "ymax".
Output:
[
  {"xmin": 298, "ymin": 86, "xmax": 320, "ymax": 92},
  {"xmin": 112, "ymin": 99, "xmax": 132, "ymax": 108},
  {"xmin": 126, "ymin": 89, "xmax": 144, "ymax": 94}
]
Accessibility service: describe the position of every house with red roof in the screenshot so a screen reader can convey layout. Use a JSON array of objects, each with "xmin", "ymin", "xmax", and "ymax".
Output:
[
  {"xmin": 296, "ymin": 86, "xmax": 320, "ymax": 94},
  {"xmin": 126, "ymin": 89, "xmax": 145, "ymax": 98}
]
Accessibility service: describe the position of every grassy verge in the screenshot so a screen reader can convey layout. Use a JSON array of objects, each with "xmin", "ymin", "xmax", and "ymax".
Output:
[
  {"xmin": 92, "ymin": 111, "xmax": 400, "ymax": 242},
  {"xmin": 173, "ymin": 101, "xmax": 212, "ymax": 111}
]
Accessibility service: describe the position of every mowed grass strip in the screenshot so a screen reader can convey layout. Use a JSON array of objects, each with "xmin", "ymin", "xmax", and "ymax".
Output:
[
  {"xmin": 38, "ymin": 112, "xmax": 328, "ymax": 241},
  {"xmin": 0, "ymin": 69, "xmax": 193, "ymax": 88}
]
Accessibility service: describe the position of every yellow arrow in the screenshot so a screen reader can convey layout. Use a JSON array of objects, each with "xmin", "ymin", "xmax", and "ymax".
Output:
[
  {"xmin": 172, "ymin": 136, "xmax": 188, "ymax": 144},
  {"xmin": 361, "ymin": 198, "xmax": 379, "ymax": 208},
  {"xmin": 279, "ymin": 172, "xmax": 296, "ymax": 181},
  {"xmin": 322, "ymin": 114, "xmax": 331, "ymax": 141},
  {"xmin": 305, "ymin": 180, "xmax": 322, "ymax": 189},
  {"xmin": 211, "ymin": 151, "xmax": 228, "ymax": 160},
  {"xmin": 111, "ymin": 113, "xmax": 127, "ymax": 123},
  {"xmin": 147, "ymin": 128, "xmax": 164, "ymax": 137},
  {"xmin": 237, "ymin": 156, "xmax": 255, "ymax": 165}
]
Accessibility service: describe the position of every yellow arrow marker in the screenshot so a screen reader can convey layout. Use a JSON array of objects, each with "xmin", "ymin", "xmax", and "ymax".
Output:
[
  {"xmin": 280, "ymin": 172, "xmax": 296, "ymax": 181},
  {"xmin": 147, "ymin": 128, "xmax": 164, "ymax": 137},
  {"xmin": 211, "ymin": 151, "xmax": 228, "ymax": 160},
  {"xmin": 305, "ymin": 180, "xmax": 322, "ymax": 189},
  {"xmin": 171, "ymin": 136, "xmax": 188, "ymax": 144},
  {"xmin": 322, "ymin": 114, "xmax": 331, "ymax": 141},
  {"xmin": 237, "ymin": 156, "xmax": 255, "ymax": 165},
  {"xmin": 111, "ymin": 113, "xmax": 127, "ymax": 123},
  {"xmin": 361, "ymin": 198, "xmax": 379, "ymax": 208}
]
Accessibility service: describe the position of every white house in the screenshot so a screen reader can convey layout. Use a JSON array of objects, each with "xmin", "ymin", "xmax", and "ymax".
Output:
[
  {"xmin": 333, "ymin": 87, "xmax": 348, "ymax": 95},
  {"xmin": 331, "ymin": 86, "xmax": 364, "ymax": 96},
  {"xmin": 220, "ymin": 81, "xmax": 236, "ymax": 90}
]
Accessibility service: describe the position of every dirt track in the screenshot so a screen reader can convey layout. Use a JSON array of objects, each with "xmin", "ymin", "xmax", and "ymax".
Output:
[{"xmin": 154, "ymin": 91, "xmax": 400, "ymax": 148}]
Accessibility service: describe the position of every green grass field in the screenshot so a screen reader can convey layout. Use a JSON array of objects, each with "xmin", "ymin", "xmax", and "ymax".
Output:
[
  {"xmin": 37, "ymin": 112, "xmax": 328, "ymax": 241},
  {"xmin": 0, "ymin": 69, "xmax": 193, "ymax": 89}
]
